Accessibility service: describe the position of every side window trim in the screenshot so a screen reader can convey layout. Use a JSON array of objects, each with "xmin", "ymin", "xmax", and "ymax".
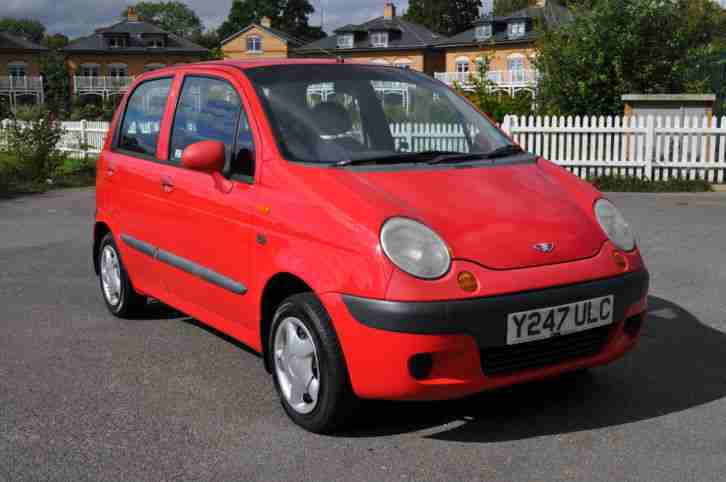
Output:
[{"xmin": 111, "ymin": 75, "xmax": 174, "ymax": 160}]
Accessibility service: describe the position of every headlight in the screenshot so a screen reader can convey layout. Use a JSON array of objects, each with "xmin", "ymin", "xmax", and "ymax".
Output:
[
  {"xmin": 594, "ymin": 199, "xmax": 636, "ymax": 251},
  {"xmin": 380, "ymin": 217, "xmax": 451, "ymax": 279}
]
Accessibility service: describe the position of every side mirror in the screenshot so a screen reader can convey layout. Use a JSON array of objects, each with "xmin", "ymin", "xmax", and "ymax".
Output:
[{"xmin": 181, "ymin": 140, "xmax": 225, "ymax": 174}]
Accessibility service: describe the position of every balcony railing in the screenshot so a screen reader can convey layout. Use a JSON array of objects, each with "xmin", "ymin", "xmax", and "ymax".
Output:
[
  {"xmin": 0, "ymin": 76, "xmax": 44, "ymax": 92},
  {"xmin": 74, "ymin": 76, "xmax": 135, "ymax": 94},
  {"xmin": 434, "ymin": 70, "xmax": 537, "ymax": 89}
]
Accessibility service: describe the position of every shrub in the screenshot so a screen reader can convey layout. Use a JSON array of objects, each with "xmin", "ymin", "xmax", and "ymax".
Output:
[
  {"xmin": 6, "ymin": 105, "xmax": 65, "ymax": 182},
  {"xmin": 588, "ymin": 174, "xmax": 713, "ymax": 192}
]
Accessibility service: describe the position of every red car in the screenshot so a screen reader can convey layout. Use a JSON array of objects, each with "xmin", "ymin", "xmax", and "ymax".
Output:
[{"xmin": 94, "ymin": 59, "xmax": 648, "ymax": 433}]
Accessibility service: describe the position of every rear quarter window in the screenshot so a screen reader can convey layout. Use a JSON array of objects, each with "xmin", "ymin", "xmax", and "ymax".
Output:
[{"xmin": 117, "ymin": 78, "xmax": 173, "ymax": 157}]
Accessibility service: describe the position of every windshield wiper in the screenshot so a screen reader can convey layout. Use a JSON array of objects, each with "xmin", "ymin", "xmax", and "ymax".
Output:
[
  {"xmin": 481, "ymin": 144, "xmax": 524, "ymax": 159},
  {"xmin": 334, "ymin": 150, "xmax": 463, "ymax": 167}
]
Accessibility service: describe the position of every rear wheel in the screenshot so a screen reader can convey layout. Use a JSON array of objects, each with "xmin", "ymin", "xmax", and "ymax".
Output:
[
  {"xmin": 269, "ymin": 293, "xmax": 358, "ymax": 433},
  {"xmin": 98, "ymin": 233, "xmax": 146, "ymax": 317}
]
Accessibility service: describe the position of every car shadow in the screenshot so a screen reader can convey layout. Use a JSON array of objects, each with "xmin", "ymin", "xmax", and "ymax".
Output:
[{"xmin": 339, "ymin": 295, "xmax": 726, "ymax": 441}]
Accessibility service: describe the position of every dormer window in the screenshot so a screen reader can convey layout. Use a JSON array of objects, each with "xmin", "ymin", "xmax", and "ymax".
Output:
[
  {"xmin": 246, "ymin": 36, "xmax": 262, "ymax": 53},
  {"xmin": 149, "ymin": 37, "xmax": 165, "ymax": 48},
  {"xmin": 337, "ymin": 34, "xmax": 354, "ymax": 49},
  {"xmin": 475, "ymin": 24, "xmax": 492, "ymax": 41},
  {"xmin": 107, "ymin": 36, "xmax": 126, "ymax": 48},
  {"xmin": 508, "ymin": 22, "xmax": 526, "ymax": 39},
  {"xmin": 370, "ymin": 32, "xmax": 388, "ymax": 48}
]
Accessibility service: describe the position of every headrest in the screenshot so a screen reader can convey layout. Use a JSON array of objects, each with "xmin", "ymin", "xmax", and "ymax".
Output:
[{"xmin": 310, "ymin": 102, "xmax": 353, "ymax": 136}]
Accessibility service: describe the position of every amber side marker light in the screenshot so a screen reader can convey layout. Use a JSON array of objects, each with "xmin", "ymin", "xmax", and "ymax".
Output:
[
  {"xmin": 457, "ymin": 271, "xmax": 478, "ymax": 292},
  {"xmin": 613, "ymin": 250, "xmax": 628, "ymax": 271}
]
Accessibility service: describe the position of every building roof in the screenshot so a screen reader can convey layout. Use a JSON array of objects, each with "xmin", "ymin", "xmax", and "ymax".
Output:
[
  {"xmin": 295, "ymin": 16, "xmax": 440, "ymax": 53},
  {"xmin": 63, "ymin": 19, "xmax": 208, "ymax": 54},
  {"xmin": 0, "ymin": 31, "xmax": 49, "ymax": 52},
  {"xmin": 435, "ymin": 2, "xmax": 572, "ymax": 47},
  {"xmin": 220, "ymin": 23, "xmax": 305, "ymax": 48}
]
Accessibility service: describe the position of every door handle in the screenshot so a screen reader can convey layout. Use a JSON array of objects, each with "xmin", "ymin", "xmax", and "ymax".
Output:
[
  {"xmin": 105, "ymin": 161, "xmax": 115, "ymax": 177},
  {"xmin": 160, "ymin": 176, "xmax": 174, "ymax": 193}
]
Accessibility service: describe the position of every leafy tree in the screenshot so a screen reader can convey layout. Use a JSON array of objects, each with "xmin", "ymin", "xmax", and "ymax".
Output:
[
  {"xmin": 278, "ymin": 0, "xmax": 325, "ymax": 41},
  {"xmin": 0, "ymin": 17, "xmax": 46, "ymax": 43},
  {"xmin": 493, "ymin": 0, "xmax": 530, "ymax": 16},
  {"xmin": 123, "ymin": 1, "xmax": 203, "ymax": 38},
  {"xmin": 536, "ymin": 0, "xmax": 726, "ymax": 116},
  {"xmin": 6, "ymin": 105, "xmax": 65, "ymax": 182},
  {"xmin": 404, "ymin": 0, "xmax": 482, "ymax": 36},
  {"xmin": 42, "ymin": 33, "xmax": 69, "ymax": 50},
  {"xmin": 218, "ymin": 0, "xmax": 282, "ymax": 41},
  {"xmin": 40, "ymin": 51, "xmax": 71, "ymax": 116}
]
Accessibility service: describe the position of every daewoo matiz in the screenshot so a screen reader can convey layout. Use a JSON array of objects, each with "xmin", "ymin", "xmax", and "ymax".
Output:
[{"xmin": 94, "ymin": 59, "xmax": 649, "ymax": 433}]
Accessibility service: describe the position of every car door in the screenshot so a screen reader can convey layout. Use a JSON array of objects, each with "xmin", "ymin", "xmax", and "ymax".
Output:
[
  {"xmin": 106, "ymin": 76, "xmax": 175, "ymax": 298},
  {"xmin": 155, "ymin": 73, "xmax": 258, "ymax": 329}
]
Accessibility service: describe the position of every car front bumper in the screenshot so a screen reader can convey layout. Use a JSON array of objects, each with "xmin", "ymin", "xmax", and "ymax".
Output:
[{"xmin": 321, "ymin": 269, "xmax": 649, "ymax": 401}]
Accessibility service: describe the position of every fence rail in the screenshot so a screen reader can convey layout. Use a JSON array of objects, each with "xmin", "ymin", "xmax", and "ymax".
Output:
[
  {"xmin": 2, "ymin": 116, "xmax": 725, "ymax": 182},
  {"xmin": 501, "ymin": 115, "xmax": 726, "ymax": 183}
]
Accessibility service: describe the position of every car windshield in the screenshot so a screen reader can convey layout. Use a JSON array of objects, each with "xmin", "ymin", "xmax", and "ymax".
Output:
[{"xmin": 244, "ymin": 64, "xmax": 516, "ymax": 165}]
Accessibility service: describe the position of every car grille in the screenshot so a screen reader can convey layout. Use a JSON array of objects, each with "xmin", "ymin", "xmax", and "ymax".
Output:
[{"xmin": 479, "ymin": 325, "xmax": 612, "ymax": 376}]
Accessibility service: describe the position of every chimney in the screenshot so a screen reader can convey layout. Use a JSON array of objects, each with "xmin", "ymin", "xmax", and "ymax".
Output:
[
  {"xmin": 127, "ymin": 6, "xmax": 139, "ymax": 22},
  {"xmin": 260, "ymin": 16, "xmax": 272, "ymax": 28},
  {"xmin": 384, "ymin": 2, "xmax": 396, "ymax": 20},
  {"xmin": 534, "ymin": 0, "xmax": 546, "ymax": 7}
]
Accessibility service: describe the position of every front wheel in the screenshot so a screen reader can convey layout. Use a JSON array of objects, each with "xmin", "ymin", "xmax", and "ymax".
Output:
[{"xmin": 269, "ymin": 293, "xmax": 358, "ymax": 433}]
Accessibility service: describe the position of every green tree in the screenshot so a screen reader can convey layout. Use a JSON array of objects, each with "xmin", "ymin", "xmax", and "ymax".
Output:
[
  {"xmin": 536, "ymin": 0, "xmax": 726, "ymax": 116},
  {"xmin": 403, "ymin": 0, "xmax": 482, "ymax": 36},
  {"xmin": 0, "ymin": 17, "xmax": 46, "ymax": 43},
  {"xmin": 218, "ymin": 0, "xmax": 282, "ymax": 41},
  {"xmin": 40, "ymin": 51, "xmax": 70, "ymax": 116},
  {"xmin": 42, "ymin": 33, "xmax": 69, "ymax": 50},
  {"xmin": 277, "ymin": 0, "xmax": 325, "ymax": 41},
  {"xmin": 123, "ymin": 1, "xmax": 203, "ymax": 38},
  {"xmin": 493, "ymin": 0, "xmax": 530, "ymax": 16}
]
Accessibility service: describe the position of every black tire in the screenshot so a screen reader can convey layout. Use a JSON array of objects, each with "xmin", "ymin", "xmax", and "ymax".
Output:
[
  {"xmin": 269, "ymin": 293, "xmax": 358, "ymax": 433},
  {"xmin": 97, "ymin": 233, "xmax": 146, "ymax": 317}
]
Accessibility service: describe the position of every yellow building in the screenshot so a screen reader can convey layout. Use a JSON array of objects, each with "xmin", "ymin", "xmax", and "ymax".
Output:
[
  {"xmin": 0, "ymin": 31, "xmax": 48, "ymax": 108},
  {"xmin": 220, "ymin": 17, "xmax": 303, "ymax": 60},
  {"xmin": 434, "ymin": 0, "xmax": 572, "ymax": 96},
  {"xmin": 293, "ymin": 2, "xmax": 444, "ymax": 76},
  {"xmin": 63, "ymin": 7, "xmax": 208, "ymax": 100}
]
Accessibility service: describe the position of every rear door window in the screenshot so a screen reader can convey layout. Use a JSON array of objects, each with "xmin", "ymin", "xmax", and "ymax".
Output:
[{"xmin": 117, "ymin": 78, "xmax": 172, "ymax": 157}]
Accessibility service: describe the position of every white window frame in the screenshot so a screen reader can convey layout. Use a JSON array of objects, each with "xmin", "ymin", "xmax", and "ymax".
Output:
[
  {"xmin": 370, "ymin": 31, "xmax": 389, "ymax": 48},
  {"xmin": 508, "ymin": 22, "xmax": 526, "ymax": 39},
  {"xmin": 475, "ymin": 24, "xmax": 492, "ymax": 41},
  {"xmin": 149, "ymin": 38, "xmax": 164, "ymax": 48},
  {"xmin": 337, "ymin": 34, "xmax": 354, "ymax": 49},
  {"xmin": 80, "ymin": 63, "xmax": 100, "ymax": 77},
  {"xmin": 108, "ymin": 63, "xmax": 128, "ymax": 78},
  {"xmin": 246, "ymin": 36, "xmax": 262, "ymax": 53},
  {"xmin": 507, "ymin": 54, "xmax": 525, "ymax": 71},
  {"xmin": 8, "ymin": 61, "xmax": 27, "ymax": 78},
  {"xmin": 108, "ymin": 36, "xmax": 125, "ymax": 48},
  {"xmin": 455, "ymin": 57, "xmax": 470, "ymax": 73}
]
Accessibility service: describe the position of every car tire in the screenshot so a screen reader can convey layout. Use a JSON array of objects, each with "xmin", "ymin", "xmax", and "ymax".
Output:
[
  {"xmin": 269, "ymin": 293, "xmax": 358, "ymax": 434},
  {"xmin": 98, "ymin": 233, "xmax": 146, "ymax": 317}
]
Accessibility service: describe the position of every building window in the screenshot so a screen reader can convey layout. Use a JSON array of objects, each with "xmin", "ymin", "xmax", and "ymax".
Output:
[
  {"xmin": 508, "ymin": 22, "xmax": 526, "ymax": 39},
  {"xmin": 8, "ymin": 62, "xmax": 27, "ymax": 78},
  {"xmin": 475, "ymin": 25, "xmax": 492, "ymax": 41},
  {"xmin": 337, "ymin": 34, "xmax": 354, "ymax": 49},
  {"xmin": 149, "ymin": 38, "xmax": 165, "ymax": 48},
  {"xmin": 507, "ymin": 55, "xmax": 526, "ymax": 82},
  {"xmin": 108, "ymin": 36, "xmax": 125, "ymax": 48},
  {"xmin": 108, "ymin": 64, "xmax": 128, "ymax": 78},
  {"xmin": 80, "ymin": 64, "xmax": 100, "ymax": 77},
  {"xmin": 455, "ymin": 58, "xmax": 470, "ymax": 73},
  {"xmin": 370, "ymin": 32, "xmax": 389, "ymax": 48},
  {"xmin": 246, "ymin": 36, "xmax": 262, "ymax": 52}
]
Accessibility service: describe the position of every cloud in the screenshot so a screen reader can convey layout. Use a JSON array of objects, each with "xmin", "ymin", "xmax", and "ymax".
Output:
[{"xmin": 1, "ymin": 0, "xmax": 412, "ymax": 38}]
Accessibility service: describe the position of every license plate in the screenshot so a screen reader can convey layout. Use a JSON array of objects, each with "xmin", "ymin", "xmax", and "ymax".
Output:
[{"xmin": 507, "ymin": 295, "xmax": 614, "ymax": 345}]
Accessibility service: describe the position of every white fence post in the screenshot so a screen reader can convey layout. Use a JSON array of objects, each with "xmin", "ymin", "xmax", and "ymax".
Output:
[
  {"xmin": 644, "ymin": 115, "xmax": 655, "ymax": 180},
  {"xmin": 80, "ymin": 120, "xmax": 88, "ymax": 160},
  {"xmin": 501, "ymin": 115, "xmax": 511, "ymax": 135}
]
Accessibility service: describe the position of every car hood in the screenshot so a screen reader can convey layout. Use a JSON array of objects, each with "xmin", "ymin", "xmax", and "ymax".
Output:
[{"xmin": 338, "ymin": 161, "xmax": 607, "ymax": 270}]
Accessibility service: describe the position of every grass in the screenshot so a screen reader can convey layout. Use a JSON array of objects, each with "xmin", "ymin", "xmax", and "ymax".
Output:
[
  {"xmin": 588, "ymin": 174, "xmax": 714, "ymax": 193},
  {"xmin": 0, "ymin": 150, "xmax": 97, "ymax": 197}
]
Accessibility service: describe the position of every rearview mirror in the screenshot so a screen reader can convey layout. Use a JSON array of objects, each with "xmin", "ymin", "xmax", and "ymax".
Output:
[{"xmin": 181, "ymin": 140, "xmax": 225, "ymax": 174}]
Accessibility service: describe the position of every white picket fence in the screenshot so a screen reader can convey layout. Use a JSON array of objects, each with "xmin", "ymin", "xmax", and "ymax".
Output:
[
  {"xmin": 501, "ymin": 115, "xmax": 726, "ymax": 183},
  {"xmin": 0, "ymin": 119, "xmax": 110, "ymax": 158},
  {"xmin": 2, "ymin": 116, "xmax": 725, "ymax": 182}
]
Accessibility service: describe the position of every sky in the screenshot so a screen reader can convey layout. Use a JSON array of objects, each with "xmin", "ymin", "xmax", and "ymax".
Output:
[{"xmin": 0, "ymin": 0, "xmax": 488, "ymax": 39}]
